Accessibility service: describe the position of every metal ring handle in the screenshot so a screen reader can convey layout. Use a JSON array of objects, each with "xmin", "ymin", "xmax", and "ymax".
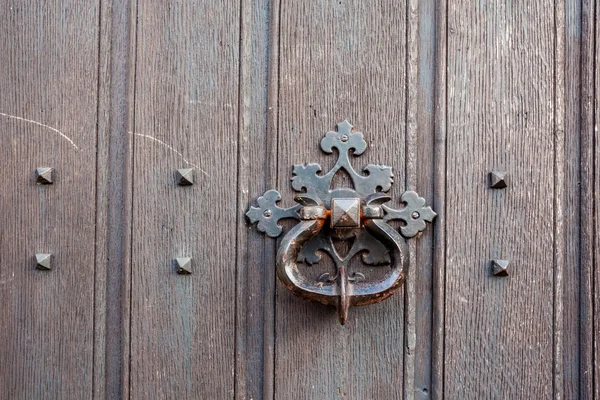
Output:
[
  {"xmin": 246, "ymin": 121, "xmax": 435, "ymax": 324},
  {"xmin": 277, "ymin": 218, "xmax": 408, "ymax": 324}
]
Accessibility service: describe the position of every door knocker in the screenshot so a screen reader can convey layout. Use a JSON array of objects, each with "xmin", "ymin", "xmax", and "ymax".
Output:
[{"xmin": 247, "ymin": 121, "xmax": 436, "ymax": 324}]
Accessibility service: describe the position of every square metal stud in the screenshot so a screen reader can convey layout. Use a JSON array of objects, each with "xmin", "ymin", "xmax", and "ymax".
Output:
[
  {"xmin": 176, "ymin": 169, "xmax": 194, "ymax": 186},
  {"xmin": 491, "ymin": 259, "xmax": 509, "ymax": 276},
  {"xmin": 330, "ymin": 198, "xmax": 360, "ymax": 228},
  {"xmin": 175, "ymin": 257, "xmax": 192, "ymax": 275},
  {"xmin": 489, "ymin": 171, "xmax": 507, "ymax": 189},
  {"xmin": 35, "ymin": 253, "xmax": 52, "ymax": 270},
  {"xmin": 35, "ymin": 168, "xmax": 53, "ymax": 184}
]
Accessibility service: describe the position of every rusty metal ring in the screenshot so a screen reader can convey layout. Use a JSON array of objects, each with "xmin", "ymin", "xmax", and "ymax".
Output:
[{"xmin": 276, "ymin": 217, "xmax": 408, "ymax": 324}]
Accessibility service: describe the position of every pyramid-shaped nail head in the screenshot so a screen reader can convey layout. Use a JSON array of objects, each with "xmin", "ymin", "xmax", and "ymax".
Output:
[
  {"xmin": 36, "ymin": 253, "xmax": 52, "ymax": 270},
  {"xmin": 491, "ymin": 259, "xmax": 509, "ymax": 276},
  {"xmin": 331, "ymin": 198, "xmax": 360, "ymax": 228},
  {"xmin": 176, "ymin": 169, "xmax": 194, "ymax": 186},
  {"xmin": 176, "ymin": 257, "xmax": 192, "ymax": 274},
  {"xmin": 489, "ymin": 171, "xmax": 507, "ymax": 189},
  {"xmin": 35, "ymin": 168, "xmax": 53, "ymax": 184}
]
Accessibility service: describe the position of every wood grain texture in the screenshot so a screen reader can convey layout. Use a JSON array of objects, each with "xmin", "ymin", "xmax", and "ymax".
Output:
[
  {"xmin": 431, "ymin": 0, "xmax": 448, "ymax": 398},
  {"xmin": 234, "ymin": 0, "xmax": 276, "ymax": 398},
  {"xmin": 444, "ymin": 2, "xmax": 555, "ymax": 397},
  {"xmin": 404, "ymin": 0, "xmax": 419, "ymax": 397},
  {"xmin": 95, "ymin": 0, "xmax": 137, "ymax": 399},
  {"xmin": 274, "ymin": 1, "xmax": 408, "ymax": 399},
  {"xmin": 0, "ymin": 2, "xmax": 99, "ymax": 399},
  {"xmin": 562, "ymin": 0, "xmax": 582, "ymax": 397},
  {"xmin": 579, "ymin": 0, "xmax": 596, "ymax": 397},
  {"xmin": 593, "ymin": 0, "xmax": 599, "ymax": 396},
  {"xmin": 93, "ymin": 0, "xmax": 113, "ymax": 397},
  {"xmin": 554, "ymin": 0, "xmax": 567, "ymax": 397},
  {"xmin": 128, "ymin": 1, "xmax": 239, "ymax": 398},
  {"xmin": 414, "ymin": 0, "xmax": 438, "ymax": 397}
]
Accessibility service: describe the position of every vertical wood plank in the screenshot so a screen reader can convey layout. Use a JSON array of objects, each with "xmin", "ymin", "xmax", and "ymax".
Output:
[
  {"xmin": 562, "ymin": 0, "xmax": 582, "ymax": 397},
  {"xmin": 579, "ymin": 0, "xmax": 596, "ymax": 397},
  {"xmin": 444, "ymin": 2, "xmax": 556, "ymax": 397},
  {"xmin": 274, "ymin": 2, "xmax": 407, "ymax": 398},
  {"xmin": 593, "ymin": 0, "xmax": 600, "ymax": 396},
  {"xmin": 94, "ymin": 0, "xmax": 112, "ymax": 397},
  {"xmin": 414, "ymin": 0, "xmax": 438, "ymax": 397},
  {"xmin": 554, "ymin": 0, "xmax": 567, "ymax": 397},
  {"xmin": 404, "ymin": 0, "xmax": 419, "ymax": 398},
  {"xmin": 580, "ymin": 0, "xmax": 597, "ymax": 397},
  {"xmin": 235, "ymin": 0, "xmax": 276, "ymax": 398},
  {"xmin": 0, "ymin": 2, "xmax": 99, "ymax": 399},
  {"xmin": 94, "ymin": 0, "xmax": 137, "ymax": 398},
  {"xmin": 129, "ymin": 1, "xmax": 240, "ymax": 398},
  {"xmin": 431, "ymin": 0, "xmax": 448, "ymax": 398},
  {"xmin": 261, "ymin": 1, "xmax": 283, "ymax": 399}
]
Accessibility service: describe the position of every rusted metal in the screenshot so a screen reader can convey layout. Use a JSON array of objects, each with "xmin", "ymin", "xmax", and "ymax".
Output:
[{"xmin": 246, "ymin": 121, "xmax": 436, "ymax": 324}]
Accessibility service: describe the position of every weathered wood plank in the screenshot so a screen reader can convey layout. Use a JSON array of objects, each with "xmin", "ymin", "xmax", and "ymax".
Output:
[
  {"xmin": 274, "ymin": 2, "xmax": 408, "ymax": 398},
  {"xmin": 414, "ymin": 0, "xmax": 438, "ymax": 397},
  {"xmin": 593, "ymin": 0, "xmax": 600, "ymax": 396},
  {"xmin": 431, "ymin": 0, "xmax": 448, "ymax": 397},
  {"xmin": 0, "ymin": 2, "xmax": 99, "ymax": 399},
  {"xmin": 562, "ymin": 0, "xmax": 583, "ymax": 397},
  {"xmin": 235, "ymin": 0, "xmax": 277, "ymax": 398},
  {"xmin": 94, "ymin": 0, "xmax": 137, "ymax": 399},
  {"xmin": 554, "ymin": 0, "xmax": 567, "ymax": 397},
  {"xmin": 579, "ymin": 0, "xmax": 596, "ymax": 397},
  {"xmin": 405, "ymin": 0, "xmax": 420, "ymax": 397},
  {"xmin": 129, "ymin": 1, "xmax": 239, "ymax": 398},
  {"xmin": 93, "ymin": 0, "xmax": 112, "ymax": 397},
  {"xmin": 260, "ymin": 2, "xmax": 283, "ymax": 398},
  {"xmin": 444, "ymin": 2, "xmax": 555, "ymax": 397}
]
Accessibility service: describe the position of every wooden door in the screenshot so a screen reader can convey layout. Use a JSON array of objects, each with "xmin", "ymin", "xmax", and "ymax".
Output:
[{"xmin": 1, "ymin": 1, "xmax": 598, "ymax": 399}]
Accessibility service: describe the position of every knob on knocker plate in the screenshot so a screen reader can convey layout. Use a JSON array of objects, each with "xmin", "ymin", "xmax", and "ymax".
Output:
[{"xmin": 246, "ymin": 121, "xmax": 436, "ymax": 324}]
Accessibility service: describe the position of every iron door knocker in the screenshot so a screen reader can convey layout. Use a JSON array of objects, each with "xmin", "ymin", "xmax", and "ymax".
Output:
[{"xmin": 247, "ymin": 121, "xmax": 436, "ymax": 324}]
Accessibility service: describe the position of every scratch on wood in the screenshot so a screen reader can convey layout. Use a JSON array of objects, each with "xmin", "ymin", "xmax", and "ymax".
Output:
[
  {"xmin": 0, "ymin": 112, "xmax": 80, "ymax": 150},
  {"xmin": 128, "ymin": 131, "xmax": 209, "ymax": 177}
]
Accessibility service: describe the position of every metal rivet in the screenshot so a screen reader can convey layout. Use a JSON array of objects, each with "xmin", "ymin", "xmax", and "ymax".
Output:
[
  {"xmin": 331, "ymin": 198, "xmax": 361, "ymax": 228},
  {"xmin": 35, "ymin": 253, "xmax": 52, "ymax": 270},
  {"xmin": 411, "ymin": 211, "xmax": 420, "ymax": 220},
  {"xmin": 489, "ymin": 171, "xmax": 507, "ymax": 189},
  {"xmin": 491, "ymin": 259, "xmax": 509, "ymax": 276},
  {"xmin": 175, "ymin": 169, "xmax": 194, "ymax": 186},
  {"xmin": 35, "ymin": 167, "xmax": 53, "ymax": 184},
  {"xmin": 263, "ymin": 209, "xmax": 272, "ymax": 218},
  {"xmin": 175, "ymin": 257, "xmax": 192, "ymax": 275},
  {"xmin": 340, "ymin": 134, "xmax": 349, "ymax": 142}
]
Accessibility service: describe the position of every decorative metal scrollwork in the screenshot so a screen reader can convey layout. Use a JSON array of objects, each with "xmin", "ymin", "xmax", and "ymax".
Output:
[{"xmin": 247, "ymin": 121, "xmax": 436, "ymax": 324}]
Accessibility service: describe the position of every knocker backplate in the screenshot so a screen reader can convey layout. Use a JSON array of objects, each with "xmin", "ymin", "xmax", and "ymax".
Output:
[{"xmin": 247, "ymin": 121, "xmax": 436, "ymax": 324}]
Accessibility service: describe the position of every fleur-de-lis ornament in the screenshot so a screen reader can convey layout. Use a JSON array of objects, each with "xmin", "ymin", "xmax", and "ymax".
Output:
[{"xmin": 247, "ymin": 121, "xmax": 436, "ymax": 324}]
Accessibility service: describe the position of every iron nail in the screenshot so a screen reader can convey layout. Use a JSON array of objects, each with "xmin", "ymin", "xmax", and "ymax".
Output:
[
  {"xmin": 489, "ymin": 171, "xmax": 507, "ymax": 189},
  {"xmin": 35, "ymin": 253, "xmax": 52, "ymax": 270},
  {"xmin": 176, "ymin": 169, "xmax": 194, "ymax": 186},
  {"xmin": 491, "ymin": 259, "xmax": 509, "ymax": 276},
  {"xmin": 35, "ymin": 168, "xmax": 53, "ymax": 185},
  {"xmin": 175, "ymin": 257, "xmax": 192, "ymax": 275}
]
